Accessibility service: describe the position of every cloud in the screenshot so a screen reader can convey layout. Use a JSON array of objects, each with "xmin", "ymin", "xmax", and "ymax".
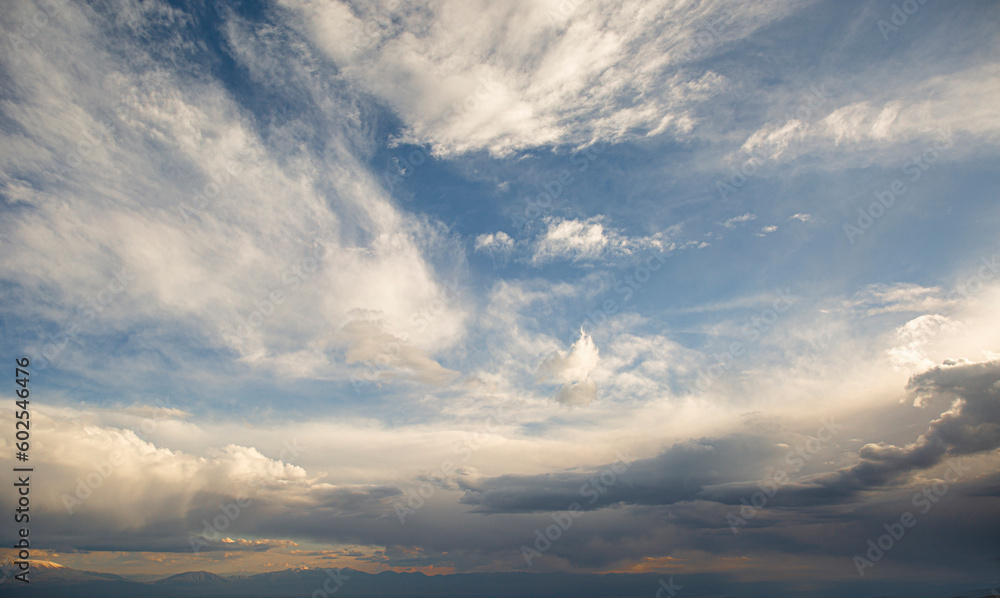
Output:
[
  {"xmin": 844, "ymin": 283, "xmax": 957, "ymax": 317},
  {"xmin": 532, "ymin": 218, "xmax": 608, "ymax": 263},
  {"xmin": 555, "ymin": 379, "xmax": 598, "ymax": 406},
  {"xmin": 461, "ymin": 358, "xmax": 1000, "ymax": 513},
  {"xmin": 198, "ymin": 537, "xmax": 298, "ymax": 552},
  {"xmin": 474, "ymin": 231, "xmax": 516, "ymax": 268},
  {"xmin": 539, "ymin": 330, "xmax": 600, "ymax": 384},
  {"xmin": 707, "ymin": 359, "xmax": 1000, "ymax": 507},
  {"xmin": 279, "ymin": 0, "xmax": 799, "ymax": 157},
  {"xmin": 0, "ymin": 407, "xmax": 407, "ymax": 553},
  {"xmin": 0, "ymin": 0, "xmax": 468, "ymax": 383},
  {"xmin": 721, "ymin": 212, "xmax": 756, "ymax": 228},
  {"xmin": 460, "ymin": 434, "xmax": 779, "ymax": 513},
  {"xmin": 530, "ymin": 217, "xmax": 670, "ymax": 264},
  {"xmin": 340, "ymin": 319, "xmax": 460, "ymax": 386},
  {"xmin": 887, "ymin": 314, "xmax": 958, "ymax": 372},
  {"xmin": 905, "ymin": 359, "xmax": 1000, "ymax": 455},
  {"xmin": 475, "ymin": 232, "xmax": 515, "ymax": 253},
  {"xmin": 732, "ymin": 62, "xmax": 1000, "ymax": 168},
  {"xmin": 538, "ymin": 329, "xmax": 600, "ymax": 405}
]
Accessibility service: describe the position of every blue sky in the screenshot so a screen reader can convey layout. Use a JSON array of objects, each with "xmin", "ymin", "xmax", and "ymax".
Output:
[{"xmin": 1, "ymin": 0, "xmax": 999, "ymax": 593}]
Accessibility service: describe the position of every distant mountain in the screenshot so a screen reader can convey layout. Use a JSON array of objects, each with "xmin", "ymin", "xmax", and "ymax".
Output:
[
  {"xmin": 1, "ymin": 559, "xmax": 127, "ymax": 585},
  {"xmin": 0, "ymin": 560, "xmax": 992, "ymax": 598},
  {"xmin": 154, "ymin": 570, "xmax": 230, "ymax": 585},
  {"xmin": 0, "ymin": 563, "xmax": 664, "ymax": 597}
]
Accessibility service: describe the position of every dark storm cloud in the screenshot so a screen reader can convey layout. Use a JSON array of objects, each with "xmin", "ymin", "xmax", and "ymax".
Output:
[
  {"xmin": 462, "ymin": 360, "xmax": 1000, "ymax": 513},
  {"xmin": 459, "ymin": 434, "xmax": 781, "ymax": 512},
  {"xmin": 719, "ymin": 359, "xmax": 1000, "ymax": 507}
]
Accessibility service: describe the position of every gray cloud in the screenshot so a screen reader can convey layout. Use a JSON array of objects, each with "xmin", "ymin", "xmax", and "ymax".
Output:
[
  {"xmin": 460, "ymin": 434, "xmax": 780, "ymax": 512},
  {"xmin": 462, "ymin": 359, "xmax": 1000, "ymax": 513}
]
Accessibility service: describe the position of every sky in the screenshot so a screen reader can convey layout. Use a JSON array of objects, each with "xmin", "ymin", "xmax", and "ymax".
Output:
[{"xmin": 0, "ymin": 0, "xmax": 999, "ymax": 593}]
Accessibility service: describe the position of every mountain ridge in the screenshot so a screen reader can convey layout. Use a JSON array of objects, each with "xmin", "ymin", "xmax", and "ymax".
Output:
[{"xmin": 0, "ymin": 560, "xmax": 994, "ymax": 598}]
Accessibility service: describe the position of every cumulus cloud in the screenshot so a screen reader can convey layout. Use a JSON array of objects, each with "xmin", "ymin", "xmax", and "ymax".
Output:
[
  {"xmin": 538, "ymin": 329, "xmax": 600, "ymax": 405},
  {"xmin": 531, "ymin": 217, "xmax": 670, "ymax": 264},
  {"xmin": 532, "ymin": 218, "xmax": 609, "ymax": 263},
  {"xmin": 0, "ymin": 408, "xmax": 400, "ymax": 553},
  {"xmin": 887, "ymin": 314, "xmax": 959, "ymax": 372}
]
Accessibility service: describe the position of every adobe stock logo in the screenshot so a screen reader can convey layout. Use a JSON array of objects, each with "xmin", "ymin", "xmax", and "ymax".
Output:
[
  {"xmin": 843, "ymin": 129, "xmax": 953, "ymax": 244},
  {"xmin": 653, "ymin": 577, "xmax": 682, "ymax": 597},
  {"xmin": 691, "ymin": 289, "xmax": 797, "ymax": 391},
  {"xmin": 520, "ymin": 451, "xmax": 632, "ymax": 567},
  {"xmin": 726, "ymin": 417, "xmax": 840, "ymax": 533},
  {"xmin": 876, "ymin": 0, "xmax": 930, "ymax": 42},
  {"xmin": 852, "ymin": 457, "xmax": 970, "ymax": 576},
  {"xmin": 948, "ymin": 254, "xmax": 999, "ymax": 301}
]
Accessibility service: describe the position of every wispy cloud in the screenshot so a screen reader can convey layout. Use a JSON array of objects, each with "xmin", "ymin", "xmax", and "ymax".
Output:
[
  {"xmin": 530, "ymin": 216, "xmax": 671, "ymax": 264},
  {"xmin": 721, "ymin": 212, "xmax": 756, "ymax": 229},
  {"xmin": 279, "ymin": 0, "xmax": 800, "ymax": 157}
]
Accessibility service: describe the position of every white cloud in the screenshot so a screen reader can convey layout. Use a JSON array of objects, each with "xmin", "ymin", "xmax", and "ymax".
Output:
[
  {"xmin": 845, "ymin": 283, "xmax": 956, "ymax": 317},
  {"xmin": 474, "ymin": 231, "xmax": 514, "ymax": 253},
  {"xmin": 539, "ymin": 330, "xmax": 600, "ymax": 383},
  {"xmin": 474, "ymin": 231, "xmax": 515, "ymax": 268},
  {"xmin": 0, "ymin": 1, "xmax": 467, "ymax": 383},
  {"xmin": 539, "ymin": 329, "xmax": 600, "ymax": 405},
  {"xmin": 532, "ymin": 217, "xmax": 608, "ymax": 263},
  {"xmin": 531, "ymin": 216, "xmax": 671, "ymax": 264},
  {"xmin": 279, "ymin": 0, "xmax": 798, "ymax": 157},
  {"xmin": 887, "ymin": 314, "xmax": 958, "ymax": 372},
  {"xmin": 733, "ymin": 63, "xmax": 1000, "ymax": 167},
  {"xmin": 20, "ymin": 410, "xmax": 314, "ymax": 528},
  {"xmin": 722, "ymin": 212, "xmax": 756, "ymax": 229},
  {"xmin": 740, "ymin": 119, "xmax": 807, "ymax": 162}
]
